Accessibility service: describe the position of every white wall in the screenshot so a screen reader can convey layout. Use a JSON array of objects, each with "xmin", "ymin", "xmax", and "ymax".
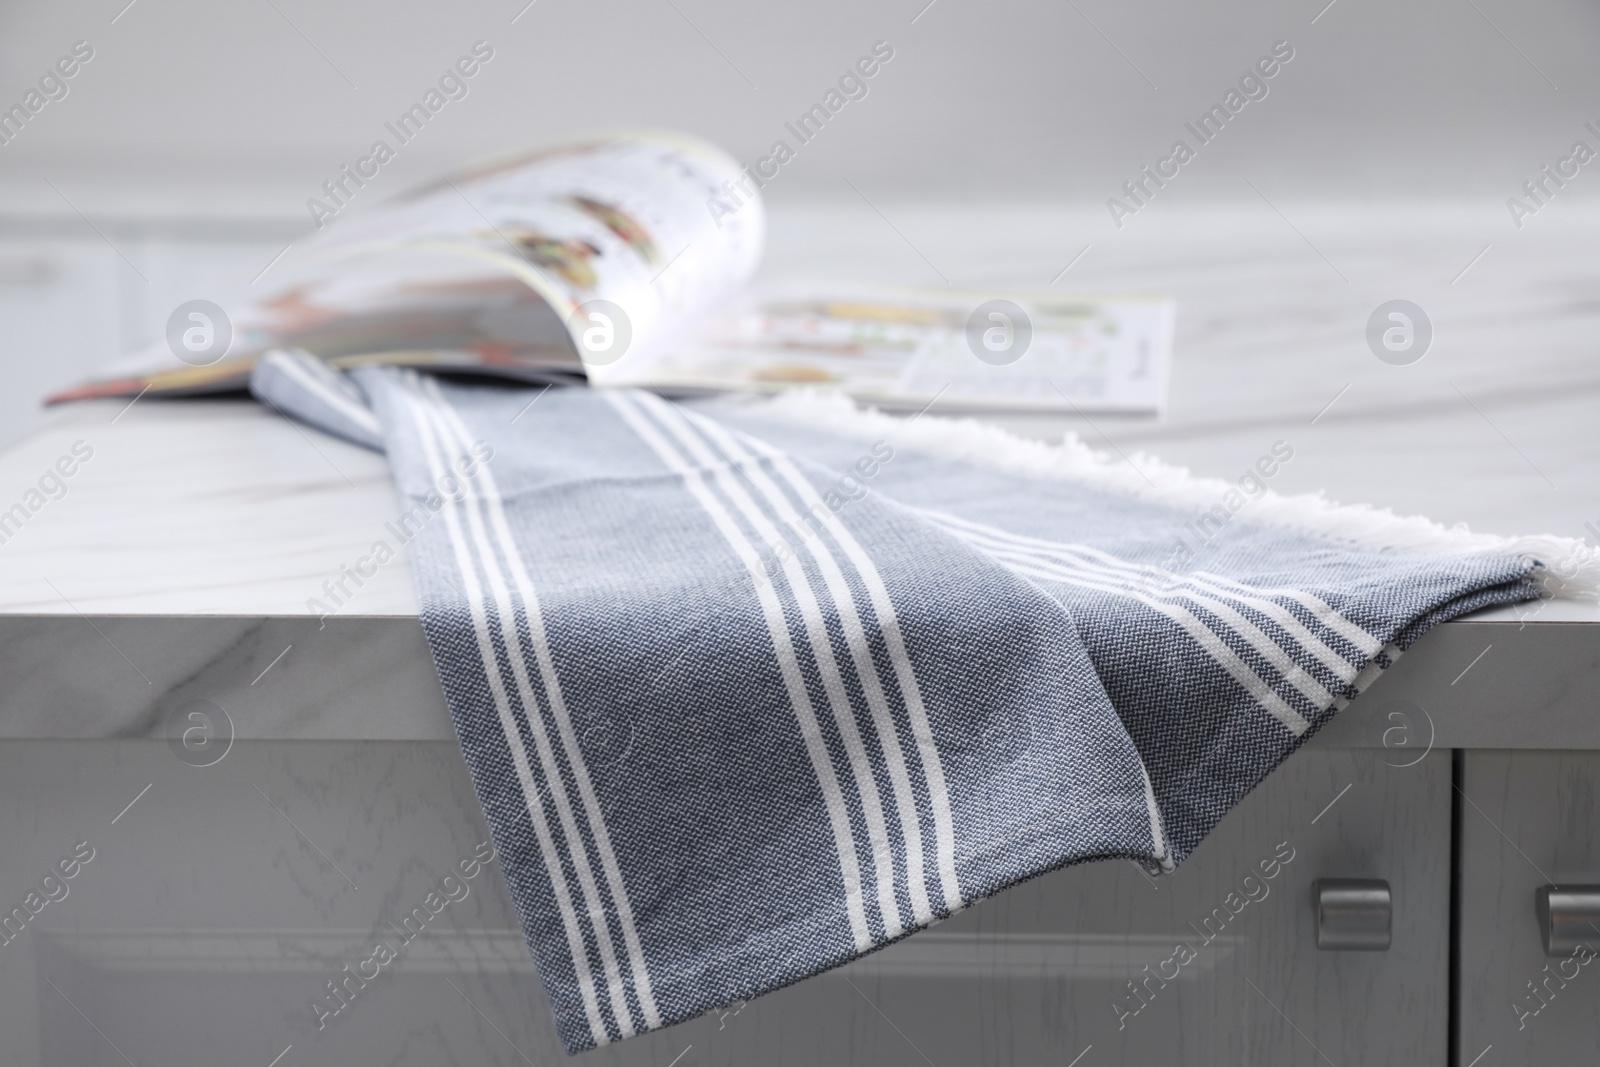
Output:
[{"xmin": 1, "ymin": 0, "xmax": 1597, "ymax": 203}]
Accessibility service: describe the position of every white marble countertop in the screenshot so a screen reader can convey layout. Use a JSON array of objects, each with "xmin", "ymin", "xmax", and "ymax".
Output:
[{"xmin": 1, "ymin": 201, "xmax": 1596, "ymax": 741}]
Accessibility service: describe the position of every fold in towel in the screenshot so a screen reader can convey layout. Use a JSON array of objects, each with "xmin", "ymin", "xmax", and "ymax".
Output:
[{"xmin": 253, "ymin": 352, "xmax": 1563, "ymax": 1053}]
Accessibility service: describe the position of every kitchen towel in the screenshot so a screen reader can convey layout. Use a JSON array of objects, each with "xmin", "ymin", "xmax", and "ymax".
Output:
[{"xmin": 252, "ymin": 351, "xmax": 1593, "ymax": 1053}]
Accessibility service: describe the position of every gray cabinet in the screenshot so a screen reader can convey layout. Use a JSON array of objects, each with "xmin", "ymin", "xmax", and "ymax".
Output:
[
  {"xmin": 722, "ymin": 745, "xmax": 1451, "ymax": 1067},
  {"xmin": 1458, "ymin": 752, "xmax": 1600, "ymax": 1064},
  {"xmin": 0, "ymin": 740, "xmax": 1449, "ymax": 1066}
]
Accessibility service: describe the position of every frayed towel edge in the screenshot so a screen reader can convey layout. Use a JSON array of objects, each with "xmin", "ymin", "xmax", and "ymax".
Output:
[{"xmin": 715, "ymin": 388, "xmax": 1600, "ymax": 602}]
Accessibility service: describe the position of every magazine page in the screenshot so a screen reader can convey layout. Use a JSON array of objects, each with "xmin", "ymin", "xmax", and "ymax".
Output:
[
  {"xmin": 50, "ymin": 131, "xmax": 764, "ymax": 402},
  {"xmin": 606, "ymin": 286, "xmax": 1174, "ymax": 413}
]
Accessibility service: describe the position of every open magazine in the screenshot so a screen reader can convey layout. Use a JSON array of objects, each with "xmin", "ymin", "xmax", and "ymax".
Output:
[{"xmin": 51, "ymin": 131, "xmax": 1172, "ymax": 414}]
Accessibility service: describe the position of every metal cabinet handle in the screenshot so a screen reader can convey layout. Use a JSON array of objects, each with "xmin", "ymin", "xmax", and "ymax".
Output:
[
  {"xmin": 1314, "ymin": 879, "xmax": 1391, "ymax": 950},
  {"xmin": 1536, "ymin": 886, "xmax": 1600, "ymax": 957}
]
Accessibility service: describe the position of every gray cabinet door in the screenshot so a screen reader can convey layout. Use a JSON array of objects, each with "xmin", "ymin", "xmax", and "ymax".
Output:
[
  {"xmin": 0, "ymin": 740, "xmax": 1448, "ymax": 1066},
  {"xmin": 670, "ymin": 744, "xmax": 1450, "ymax": 1067},
  {"xmin": 1458, "ymin": 751, "xmax": 1600, "ymax": 1064}
]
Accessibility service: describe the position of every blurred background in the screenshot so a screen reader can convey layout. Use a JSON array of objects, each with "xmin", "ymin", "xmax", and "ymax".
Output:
[
  {"xmin": 7, "ymin": 0, "xmax": 1600, "ymax": 197},
  {"xmin": 2, "ymin": 0, "xmax": 1598, "ymax": 524}
]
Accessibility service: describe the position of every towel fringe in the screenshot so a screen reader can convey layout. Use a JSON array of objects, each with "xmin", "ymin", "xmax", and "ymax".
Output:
[{"xmin": 726, "ymin": 389, "xmax": 1600, "ymax": 602}]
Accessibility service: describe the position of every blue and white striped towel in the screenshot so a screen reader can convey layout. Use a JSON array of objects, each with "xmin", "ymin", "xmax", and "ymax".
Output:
[{"xmin": 252, "ymin": 350, "xmax": 1579, "ymax": 1053}]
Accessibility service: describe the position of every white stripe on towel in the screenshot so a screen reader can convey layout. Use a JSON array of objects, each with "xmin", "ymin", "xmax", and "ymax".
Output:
[
  {"xmin": 396, "ymin": 383, "xmax": 611, "ymax": 1047},
  {"xmin": 684, "ymin": 407, "xmax": 966, "ymax": 915},
  {"xmin": 924, "ymin": 510, "xmax": 1381, "ymax": 660},
  {"xmin": 267, "ymin": 349, "xmax": 384, "ymax": 438},
  {"xmin": 956, "ymin": 534, "xmax": 1337, "ymax": 709},
  {"xmin": 994, "ymin": 550, "xmax": 1311, "ymax": 735},
  {"xmin": 406, "ymin": 384, "xmax": 640, "ymax": 1039},
  {"xmin": 1136, "ymin": 759, "xmax": 1173, "ymax": 872},
  {"xmin": 422, "ymin": 376, "xmax": 663, "ymax": 1032},
  {"xmin": 603, "ymin": 390, "xmax": 876, "ymax": 951},
  {"xmin": 627, "ymin": 393, "xmax": 905, "ymax": 937},
  {"xmin": 664, "ymin": 401, "xmax": 938, "ymax": 926}
]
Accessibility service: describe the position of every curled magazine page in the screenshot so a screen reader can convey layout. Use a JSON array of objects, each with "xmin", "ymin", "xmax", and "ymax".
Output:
[{"xmin": 49, "ymin": 131, "xmax": 765, "ymax": 402}]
